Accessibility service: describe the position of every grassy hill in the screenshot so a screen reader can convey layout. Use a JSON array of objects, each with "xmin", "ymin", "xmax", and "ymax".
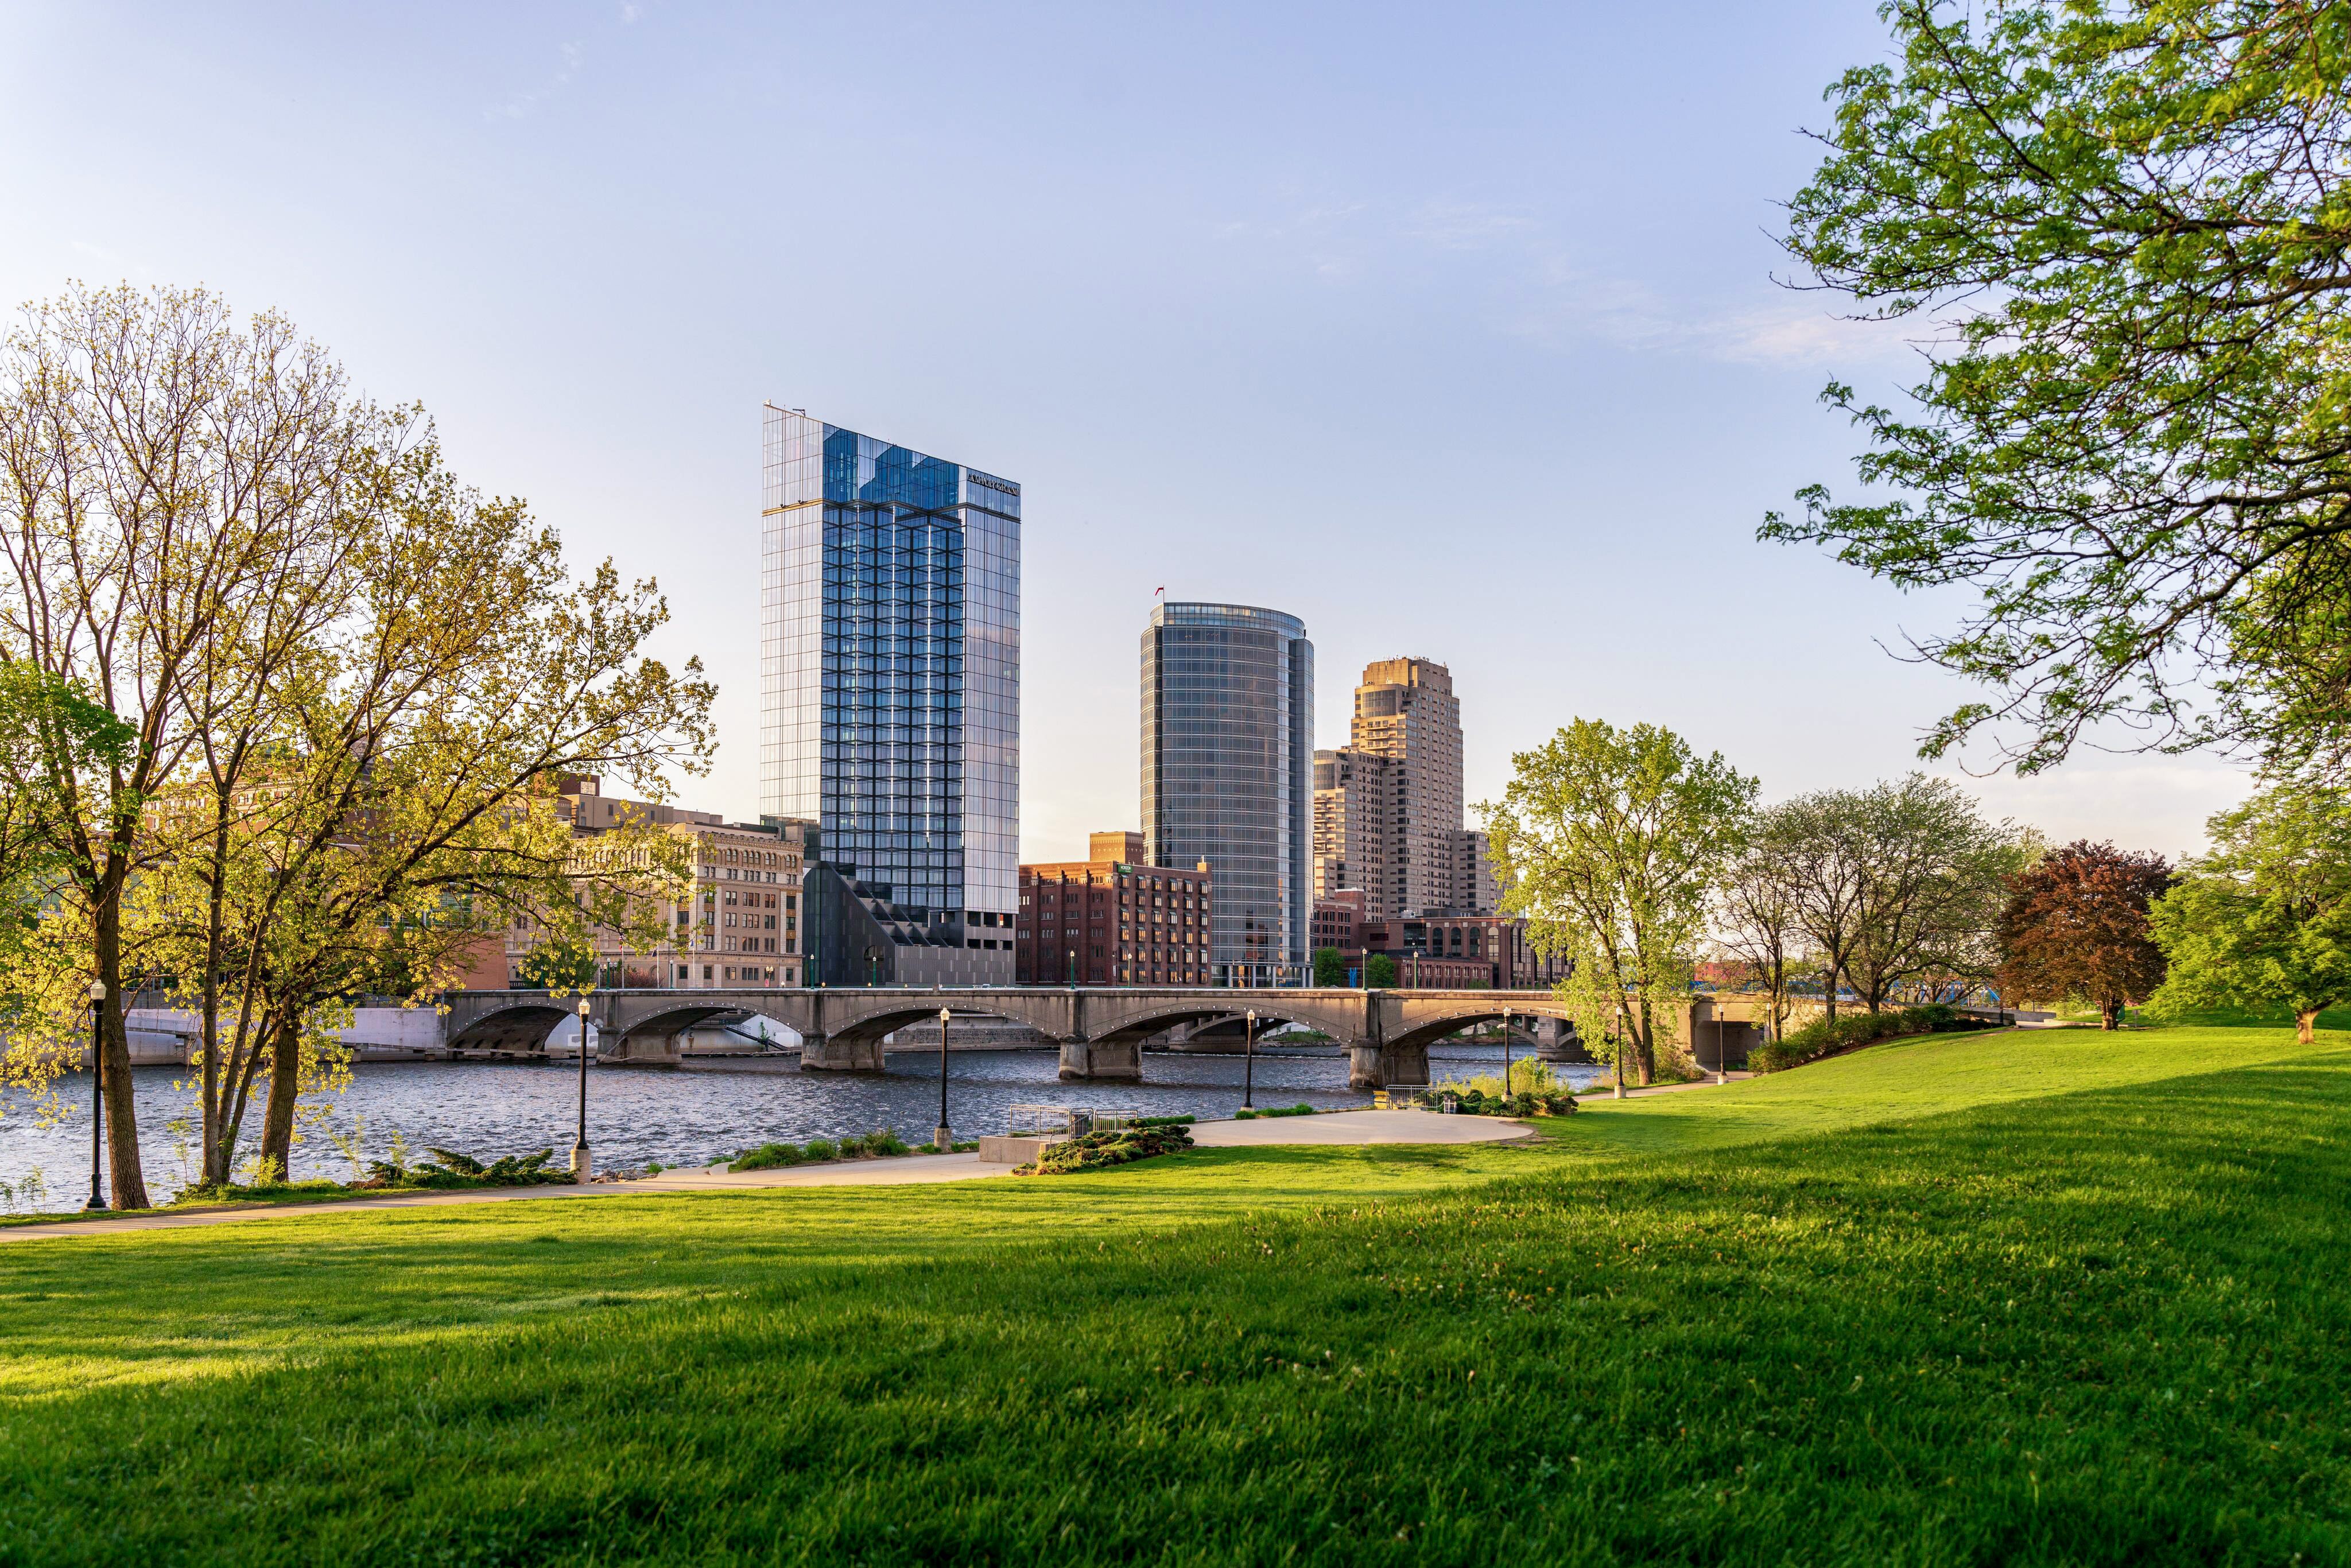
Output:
[{"xmin": 3, "ymin": 1022, "xmax": 2346, "ymax": 1565}]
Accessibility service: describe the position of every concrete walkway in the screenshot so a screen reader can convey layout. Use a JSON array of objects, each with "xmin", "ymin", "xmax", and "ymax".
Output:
[
  {"xmin": 0, "ymin": 1110, "xmax": 1538, "ymax": 1243},
  {"xmin": 1192, "ymin": 1108, "xmax": 1530, "ymax": 1146}
]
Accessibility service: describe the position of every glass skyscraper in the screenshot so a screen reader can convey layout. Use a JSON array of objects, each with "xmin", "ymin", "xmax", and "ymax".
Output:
[
  {"xmin": 761, "ymin": 407, "xmax": 1019, "ymax": 957},
  {"xmin": 1141, "ymin": 603, "xmax": 1313, "ymax": 985}
]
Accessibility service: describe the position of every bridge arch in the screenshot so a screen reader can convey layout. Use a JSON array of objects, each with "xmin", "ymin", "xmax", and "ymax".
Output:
[{"xmin": 445, "ymin": 999, "xmax": 577, "ymax": 1053}]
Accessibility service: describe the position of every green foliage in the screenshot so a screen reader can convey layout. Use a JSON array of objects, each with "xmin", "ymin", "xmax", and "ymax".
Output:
[
  {"xmin": 1363, "ymin": 953, "xmax": 1399, "ymax": 989},
  {"xmin": 2149, "ymin": 781, "xmax": 2351, "ymax": 1041},
  {"xmin": 1016, "ymin": 1122, "xmax": 1195, "ymax": 1175},
  {"xmin": 732, "ymin": 1130, "xmax": 911, "ymax": 1170},
  {"xmin": 1481, "ymin": 717, "xmax": 1754, "ymax": 1083},
  {"xmin": 729, "ymin": 1142, "xmax": 805, "ymax": 1172},
  {"xmin": 1751, "ymin": 1003, "xmax": 1984, "ymax": 1074},
  {"xmin": 1312, "ymin": 946, "xmax": 1348, "ymax": 986},
  {"xmin": 1768, "ymin": 1, "xmax": 2351, "ymax": 773},
  {"xmin": 515, "ymin": 934, "xmax": 600, "ymax": 993},
  {"xmin": 362, "ymin": 1147, "xmax": 574, "ymax": 1189}
]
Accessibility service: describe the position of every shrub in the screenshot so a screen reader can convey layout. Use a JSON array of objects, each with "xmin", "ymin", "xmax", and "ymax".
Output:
[
  {"xmin": 866, "ymin": 1130, "xmax": 909, "ymax": 1157},
  {"xmin": 1259, "ymin": 1103, "xmax": 1318, "ymax": 1118},
  {"xmin": 730, "ymin": 1142, "xmax": 805, "ymax": 1173},
  {"xmin": 364, "ymin": 1147, "xmax": 573, "ymax": 1189},
  {"xmin": 836, "ymin": 1134, "xmax": 870, "ymax": 1158},
  {"xmin": 1016, "ymin": 1123, "xmax": 1194, "ymax": 1177},
  {"xmin": 802, "ymin": 1138, "xmax": 838, "ymax": 1162},
  {"xmin": 1750, "ymin": 1004, "xmax": 1991, "ymax": 1074},
  {"xmin": 1430, "ymin": 1079, "xmax": 1577, "ymax": 1117}
]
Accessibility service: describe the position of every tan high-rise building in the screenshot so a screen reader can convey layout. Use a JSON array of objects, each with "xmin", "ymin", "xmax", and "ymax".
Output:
[
  {"xmin": 1333, "ymin": 657, "xmax": 1465, "ymax": 917},
  {"xmin": 1313, "ymin": 746, "xmax": 1401, "ymax": 910}
]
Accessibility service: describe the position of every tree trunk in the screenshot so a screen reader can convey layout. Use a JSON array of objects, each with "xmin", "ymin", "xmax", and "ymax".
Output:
[
  {"xmin": 2101, "ymin": 999, "xmax": 2121, "ymax": 1030},
  {"xmin": 92, "ymin": 899, "xmax": 152, "ymax": 1210},
  {"xmin": 2298, "ymin": 1008, "xmax": 2318, "ymax": 1046},
  {"xmin": 258, "ymin": 1010, "xmax": 302, "ymax": 1182},
  {"xmin": 1822, "ymin": 963, "xmax": 1838, "ymax": 1024}
]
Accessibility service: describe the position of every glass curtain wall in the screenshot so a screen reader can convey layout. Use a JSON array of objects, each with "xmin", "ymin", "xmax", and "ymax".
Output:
[
  {"xmin": 1141, "ymin": 603, "xmax": 1313, "ymax": 985},
  {"xmin": 761, "ymin": 406, "xmax": 1019, "ymax": 950}
]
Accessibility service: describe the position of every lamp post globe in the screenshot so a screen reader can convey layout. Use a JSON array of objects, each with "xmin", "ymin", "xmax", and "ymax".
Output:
[
  {"xmin": 83, "ymin": 980, "xmax": 107, "ymax": 1212},
  {"xmin": 572, "ymin": 997, "xmax": 593, "ymax": 1182},
  {"xmin": 1242, "ymin": 1008, "xmax": 1257, "ymax": 1109},
  {"xmin": 934, "ymin": 1007, "xmax": 953, "ymax": 1152}
]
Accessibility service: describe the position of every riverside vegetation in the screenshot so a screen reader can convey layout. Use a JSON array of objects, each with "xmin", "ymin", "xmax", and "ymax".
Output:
[{"xmin": 3, "ymin": 1016, "xmax": 2346, "ymax": 1564}]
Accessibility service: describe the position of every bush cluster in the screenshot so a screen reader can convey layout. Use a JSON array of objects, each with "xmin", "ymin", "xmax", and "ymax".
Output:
[
  {"xmin": 1749, "ymin": 1003, "xmax": 1991, "ymax": 1073},
  {"xmin": 730, "ymin": 1130, "xmax": 910, "ymax": 1173},
  {"xmin": 1015, "ymin": 1123, "xmax": 1194, "ymax": 1176},
  {"xmin": 363, "ymin": 1147, "xmax": 574, "ymax": 1189},
  {"xmin": 1233, "ymin": 1103, "xmax": 1318, "ymax": 1121},
  {"xmin": 1434, "ymin": 1087, "xmax": 1577, "ymax": 1117}
]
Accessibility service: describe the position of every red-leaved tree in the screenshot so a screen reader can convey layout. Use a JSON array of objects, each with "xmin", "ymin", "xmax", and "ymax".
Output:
[{"xmin": 1995, "ymin": 842, "xmax": 2173, "ymax": 1029}]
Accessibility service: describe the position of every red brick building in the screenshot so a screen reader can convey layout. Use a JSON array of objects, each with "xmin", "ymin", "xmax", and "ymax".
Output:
[
  {"xmin": 1018, "ymin": 836, "xmax": 1212, "ymax": 985},
  {"xmin": 1311, "ymin": 890, "xmax": 1367, "ymax": 956},
  {"xmin": 1361, "ymin": 914, "xmax": 1569, "ymax": 989}
]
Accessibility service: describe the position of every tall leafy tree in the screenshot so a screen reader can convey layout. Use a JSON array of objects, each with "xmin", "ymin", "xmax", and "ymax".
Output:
[
  {"xmin": 1481, "ymin": 720, "xmax": 1755, "ymax": 1085},
  {"xmin": 1768, "ymin": 2, "xmax": 2351, "ymax": 775},
  {"xmin": 0, "ymin": 285, "xmax": 371, "ymax": 1208},
  {"xmin": 0, "ymin": 286, "xmax": 713, "ymax": 1196},
  {"xmin": 1842, "ymin": 776, "xmax": 2025, "ymax": 1011},
  {"xmin": 2148, "ymin": 781, "xmax": 2351, "ymax": 1043},
  {"xmin": 1996, "ymin": 840, "xmax": 2173, "ymax": 1028},
  {"xmin": 1714, "ymin": 821, "xmax": 1807, "ymax": 1041}
]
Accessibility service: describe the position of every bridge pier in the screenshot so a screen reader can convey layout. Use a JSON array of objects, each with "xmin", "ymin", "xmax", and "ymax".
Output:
[
  {"xmin": 604, "ymin": 1033, "xmax": 682, "ymax": 1065},
  {"xmin": 1057, "ymin": 1037, "xmax": 1142, "ymax": 1082},
  {"xmin": 800, "ymin": 1033, "xmax": 886, "ymax": 1072},
  {"xmin": 1348, "ymin": 1039, "xmax": 1429, "ymax": 1090}
]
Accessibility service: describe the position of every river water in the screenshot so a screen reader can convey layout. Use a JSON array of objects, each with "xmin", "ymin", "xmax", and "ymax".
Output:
[{"xmin": 1, "ymin": 1046, "xmax": 1603, "ymax": 1209}]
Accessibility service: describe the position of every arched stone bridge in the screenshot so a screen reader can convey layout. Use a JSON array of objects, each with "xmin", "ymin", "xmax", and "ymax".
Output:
[{"xmin": 436, "ymin": 987, "xmax": 1576, "ymax": 1089}]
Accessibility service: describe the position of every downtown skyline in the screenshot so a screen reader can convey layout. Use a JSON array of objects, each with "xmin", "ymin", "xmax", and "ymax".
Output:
[{"xmin": 0, "ymin": 2, "xmax": 2255, "ymax": 864}]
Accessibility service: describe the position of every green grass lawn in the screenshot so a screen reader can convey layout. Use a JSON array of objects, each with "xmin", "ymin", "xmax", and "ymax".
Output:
[{"xmin": 3, "ymin": 1023, "xmax": 2347, "ymax": 1565}]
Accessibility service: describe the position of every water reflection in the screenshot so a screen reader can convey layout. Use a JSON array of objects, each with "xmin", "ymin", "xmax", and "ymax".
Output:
[{"xmin": 1, "ymin": 1046, "xmax": 1601, "ymax": 1206}]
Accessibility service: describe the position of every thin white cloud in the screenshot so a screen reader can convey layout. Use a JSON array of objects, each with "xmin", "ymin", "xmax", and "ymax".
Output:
[
  {"xmin": 490, "ymin": 38, "xmax": 588, "ymax": 121},
  {"xmin": 1400, "ymin": 200, "xmax": 1533, "ymax": 251},
  {"xmin": 1510, "ymin": 263, "xmax": 1922, "ymax": 368}
]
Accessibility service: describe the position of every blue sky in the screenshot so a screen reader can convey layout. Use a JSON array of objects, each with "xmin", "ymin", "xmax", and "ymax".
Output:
[{"xmin": 0, "ymin": 1, "xmax": 2250, "ymax": 860}]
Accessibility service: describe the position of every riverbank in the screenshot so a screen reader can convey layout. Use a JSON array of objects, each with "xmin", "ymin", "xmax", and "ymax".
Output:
[
  {"xmin": 8, "ymin": 1044, "xmax": 1586, "ymax": 1208},
  {"xmin": 0, "ymin": 1109, "xmax": 1540, "ymax": 1241},
  {"xmin": 5, "ymin": 1022, "xmax": 2344, "ymax": 1563}
]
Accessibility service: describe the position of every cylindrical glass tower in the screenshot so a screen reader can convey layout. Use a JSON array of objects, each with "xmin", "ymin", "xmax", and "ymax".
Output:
[{"xmin": 1141, "ymin": 603, "xmax": 1313, "ymax": 986}]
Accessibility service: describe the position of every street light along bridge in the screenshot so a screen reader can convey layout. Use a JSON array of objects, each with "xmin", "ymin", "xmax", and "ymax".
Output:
[{"xmin": 437, "ymin": 987, "xmax": 1576, "ymax": 1089}]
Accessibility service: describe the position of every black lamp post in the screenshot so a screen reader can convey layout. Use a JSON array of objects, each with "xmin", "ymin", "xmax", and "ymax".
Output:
[
  {"xmin": 1500, "ymin": 1009, "xmax": 1512, "ymax": 1101},
  {"xmin": 1066, "ymin": 948, "xmax": 1076, "ymax": 986},
  {"xmin": 934, "ymin": 1006, "xmax": 953, "ymax": 1152},
  {"xmin": 1242, "ymin": 1007, "xmax": 1257, "ymax": 1109},
  {"xmin": 84, "ymin": 980, "xmax": 107, "ymax": 1212},
  {"xmin": 866, "ymin": 946, "xmax": 878, "ymax": 987},
  {"xmin": 572, "ymin": 996, "xmax": 592, "ymax": 1182}
]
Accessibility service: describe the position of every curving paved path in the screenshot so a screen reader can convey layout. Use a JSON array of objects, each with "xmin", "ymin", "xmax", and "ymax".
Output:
[{"xmin": 0, "ymin": 1109, "xmax": 1530, "ymax": 1243}]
